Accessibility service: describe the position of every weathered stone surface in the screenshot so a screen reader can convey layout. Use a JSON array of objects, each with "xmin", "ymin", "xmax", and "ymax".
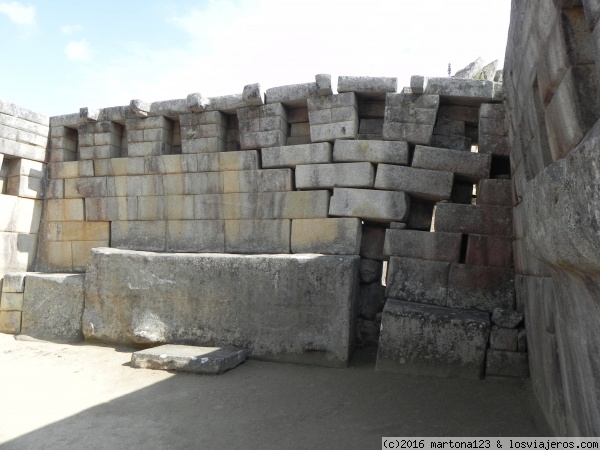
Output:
[
  {"xmin": 111, "ymin": 221, "xmax": 166, "ymax": 252},
  {"xmin": 490, "ymin": 325, "xmax": 518, "ymax": 351},
  {"xmin": 359, "ymin": 281, "xmax": 386, "ymax": 320},
  {"xmin": 264, "ymin": 82, "xmax": 318, "ymax": 106},
  {"xmin": 222, "ymin": 169, "xmax": 292, "ymax": 193},
  {"xmin": 83, "ymin": 248, "xmax": 359, "ymax": 367},
  {"xmin": 2, "ymin": 273, "xmax": 26, "ymax": 293},
  {"xmin": 296, "ymin": 163, "xmax": 374, "ymax": 189},
  {"xmin": 376, "ymin": 299, "xmax": 490, "ymax": 378},
  {"xmin": 438, "ymin": 105, "xmax": 480, "ymax": 125},
  {"xmin": 375, "ymin": 164, "xmax": 453, "ymax": 201},
  {"xmin": 390, "ymin": 222, "xmax": 407, "ymax": 230},
  {"xmin": 453, "ymin": 57, "xmax": 485, "ymax": 79},
  {"xmin": 0, "ymin": 195, "xmax": 43, "ymax": 233},
  {"xmin": 225, "ymin": 219, "xmax": 291, "ymax": 254},
  {"xmin": 315, "ymin": 74, "xmax": 332, "ymax": 95},
  {"xmin": 486, "ymin": 349, "xmax": 529, "ymax": 378},
  {"xmin": 1, "ymin": 292, "xmax": 24, "ymax": 310},
  {"xmin": 410, "ymin": 76, "xmax": 428, "ymax": 94},
  {"xmin": 21, "ymin": 273, "xmax": 85, "ymax": 342},
  {"xmin": 412, "ymin": 146, "xmax": 491, "ymax": 182},
  {"xmin": 384, "ymin": 229, "xmax": 462, "ymax": 263},
  {"xmin": 291, "ymin": 218, "xmax": 361, "ymax": 255},
  {"xmin": 466, "ymin": 235, "xmax": 513, "ymax": 268},
  {"xmin": 332, "ymin": 140, "xmax": 408, "ymax": 165},
  {"xmin": 0, "ymin": 232, "xmax": 37, "ymax": 276},
  {"xmin": 382, "ymin": 93, "xmax": 439, "ymax": 144},
  {"xmin": 261, "ymin": 143, "xmax": 332, "ymax": 168},
  {"xmin": 492, "ymin": 308, "xmax": 524, "ymax": 329},
  {"xmin": 131, "ymin": 345, "xmax": 247, "ymax": 374},
  {"xmin": 329, "ymin": 188, "xmax": 410, "ymax": 223},
  {"xmin": 424, "ymin": 77, "xmax": 494, "ymax": 102},
  {"xmin": 518, "ymin": 328, "xmax": 527, "ymax": 352},
  {"xmin": 432, "ymin": 203, "xmax": 512, "ymax": 236},
  {"xmin": 166, "ymin": 220, "xmax": 225, "ymax": 253},
  {"xmin": 360, "ymin": 226, "xmax": 386, "ymax": 261},
  {"xmin": 0, "ymin": 310, "xmax": 21, "ymax": 334},
  {"xmin": 309, "ymin": 121, "xmax": 358, "ymax": 142},
  {"xmin": 477, "ymin": 179, "xmax": 512, "ymax": 206},
  {"xmin": 430, "ymin": 134, "xmax": 472, "ymax": 152},
  {"xmin": 386, "ymin": 256, "xmax": 450, "ymax": 306},
  {"xmin": 359, "ymin": 258, "xmax": 382, "ymax": 283},
  {"xmin": 337, "ymin": 76, "xmax": 397, "ymax": 97},
  {"xmin": 447, "ymin": 264, "xmax": 515, "ymax": 312}
]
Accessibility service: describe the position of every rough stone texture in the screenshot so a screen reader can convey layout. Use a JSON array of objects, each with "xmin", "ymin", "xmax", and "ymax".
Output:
[
  {"xmin": 131, "ymin": 345, "xmax": 247, "ymax": 375},
  {"xmin": 432, "ymin": 203, "xmax": 512, "ymax": 237},
  {"xmin": 337, "ymin": 76, "xmax": 397, "ymax": 97},
  {"xmin": 412, "ymin": 146, "xmax": 491, "ymax": 182},
  {"xmin": 307, "ymin": 93, "xmax": 358, "ymax": 142},
  {"xmin": 359, "ymin": 258, "xmax": 382, "ymax": 283},
  {"xmin": 295, "ymin": 163, "xmax": 375, "ymax": 190},
  {"xmin": 21, "ymin": 273, "xmax": 85, "ymax": 342},
  {"xmin": 359, "ymin": 281, "xmax": 386, "ymax": 320},
  {"xmin": 332, "ymin": 140, "xmax": 409, "ymax": 165},
  {"xmin": 466, "ymin": 235, "xmax": 513, "ymax": 268},
  {"xmin": 0, "ymin": 310, "xmax": 21, "ymax": 334},
  {"xmin": 477, "ymin": 179, "xmax": 512, "ymax": 206},
  {"xmin": 382, "ymin": 94, "xmax": 439, "ymax": 145},
  {"xmin": 383, "ymin": 229, "xmax": 462, "ymax": 263},
  {"xmin": 490, "ymin": 325, "xmax": 518, "ymax": 351},
  {"xmin": 83, "ymin": 248, "xmax": 359, "ymax": 367},
  {"xmin": 359, "ymin": 226, "xmax": 386, "ymax": 261},
  {"xmin": 329, "ymin": 188, "xmax": 410, "ymax": 223},
  {"xmin": 386, "ymin": 256, "xmax": 450, "ymax": 306},
  {"xmin": 291, "ymin": 218, "xmax": 361, "ymax": 255},
  {"xmin": 375, "ymin": 164, "xmax": 453, "ymax": 202},
  {"xmin": 492, "ymin": 308, "xmax": 524, "ymax": 329},
  {"xmin": 224, "ymin": 219, "xmax": 291, "ymax": 254},
  {"xmin": 447, "ymin": 264, "xmax": 515, "ymax": 312},
  {"xmin": 376, "ymin": 299, "xmax": 490, "ymax": 378},
  {"xmin": 407, "ymin": 201, "xmax": 434, "ymax": 231},
  {"xmin": 424, "ymin": 77, "xmax": 494, "ymax": 103},
  {"xmin": 2, "ymin": 273, "xmax": 26, "ymax": 293},
  {"xmin": 486, "ymin": 349, "xmax": 529, "ymax": 378},
  {"xmin": 261, "ymin": 143, "xmax": 332, "ymax": 168}
]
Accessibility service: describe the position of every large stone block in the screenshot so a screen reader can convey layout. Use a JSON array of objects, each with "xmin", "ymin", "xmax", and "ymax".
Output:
[
  {"xmin": 166, "ymin": 220, "xmax": 225, "ymax": 253},
  {"xmin": 447, "ymin": 264, "xmax": 515, "ymax": 312},
  {"xmin": 382, "ymin": 93, "xmax": 439, "ymax": 145},
  {"xmin": 477, "ymin": 179, "xmax": 512, "ymax": 206},
  {"xmin": 374, "ymin": 164, "xmax": 453, "ymax": 201},
  {"xmin": 332, "ymin": 140, "xmax": 409, "ymax": 165},
  {"xmin": 224, "ymin": 219, "xmax": 291, "ymax": 253},
  {"xmin": 337, "ymin": 76, "xmax": 397, "ymax": 97},
  {"xmin": 222, "ymin": 169, "xmax": 292, "ymax": 193},
  {"xmin": 432, "ymin": 203, "xmax": 513, "ymax": 237},
  {"xmin": 329, "ymin": 188, "xmax": 410, "ymax": 223},
  {"xmin": 0, "ymin": 195, "xmax": 42, "ymax": 233},
  {"xmin": 466, "ymin": 235, "xmax": 513, "ymax": 268},
  {"xmin": 296, "ymin": 163, "xmax": 375, "ymax": 189},
  {"xmin": 376, "ymin": 299, "xmax": 490, "ymax": 378},
  {"xmin": 386, "ymin": 256, "xmax": 450, "ymax": 306},
  {"xmin": 486, "ymin": 349, "xmax": 529, "ymax": 378},
  {"xmin": 423, "ymin": 77, "xmax": 495, "ymax": 102},
  {"xmin": 21, "ymin": 273, "xmax": 85, "ymax": 342},
  {"xmin": 383, "ymin": 229, "xmax": 462, "ymax": 263},
  {"xmin": 291, "ymin": 218, "xmax": 361, "ymax": 255},
  {"xmin": 261, "ymin": 143, "xmax": 332, "ymax": 168},
  {"xmin": 83, "ymin": 248, "xmax": 359, "ymax": 367},
  {"xmin": 131, "ymin": 345, "xmax": 247, "ymax": 375},
  {"xmin": 111, "ymin": 221, "xmax": 166, "ymax": 252},
  {"xmin": 309, "ymin": 121, "xmax": 358, "ymax": 142},
  {"xmin": 2, "ymin": 273, "xmax": 26, "ymax": 293},
  {"xmin": 412, "ymin": 146, "xmax": 491, "ymax": 182}
]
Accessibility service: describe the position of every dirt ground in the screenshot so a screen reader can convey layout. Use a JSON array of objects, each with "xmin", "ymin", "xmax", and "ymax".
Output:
[{"xmin": 0, "ymin": 333, "xmax": 552, "ymax": 449}]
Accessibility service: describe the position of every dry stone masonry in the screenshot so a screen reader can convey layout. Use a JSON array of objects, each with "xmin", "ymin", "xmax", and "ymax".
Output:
[{"xmin": 5, "ymin": 5, "xmax": 600, "ymax": 429}]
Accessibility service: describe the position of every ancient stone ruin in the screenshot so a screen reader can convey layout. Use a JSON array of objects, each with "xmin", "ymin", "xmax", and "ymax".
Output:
[{"xmin": 1, "ymin": 0, "xmax": 600, "ymax": 436}]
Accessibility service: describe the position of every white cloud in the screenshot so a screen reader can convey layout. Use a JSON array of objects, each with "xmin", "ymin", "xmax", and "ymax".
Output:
[
  {"xmin": 61, "ymin": 24, "xmax": 82, "ymax": 35},
  {"xmin": 0, "ymin": 1, "xmax": 35, "ymax": 33},
  {"xmin": 65, "ymin": 40, "xmax": 91, "ymax": 62}
]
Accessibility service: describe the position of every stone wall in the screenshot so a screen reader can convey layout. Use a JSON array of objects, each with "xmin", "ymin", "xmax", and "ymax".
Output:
[{"xmin": 504, "ymin": 0, "xmax": 600, "ymax": 436}]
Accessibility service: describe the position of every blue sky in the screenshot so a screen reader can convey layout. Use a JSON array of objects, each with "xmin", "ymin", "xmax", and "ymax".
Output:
[{"xmin": 0, "ymin": 0, "xmax": 511, "ymax": 117}]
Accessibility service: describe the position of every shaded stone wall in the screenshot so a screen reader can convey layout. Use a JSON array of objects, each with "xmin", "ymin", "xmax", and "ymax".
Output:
[{"xmin": 504, "ymin": 0, "xmax": 600, "ymax": 436}]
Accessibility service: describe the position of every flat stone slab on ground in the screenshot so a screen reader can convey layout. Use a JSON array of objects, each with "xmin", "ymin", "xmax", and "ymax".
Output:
[{"xmin": 131, "ymin": 344, "xmax": 247, "ymax": 374}]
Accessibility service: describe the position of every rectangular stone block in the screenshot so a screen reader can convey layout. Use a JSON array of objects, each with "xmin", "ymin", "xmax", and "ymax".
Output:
[
  {"xmin": 182, "ymin": 137, "xmax": 225, "ymax": 154},
  {"xmin": 478, "ymin": 135, "xmax": 510, "ymax": 156},
  {"xmin": 222, "ymin": 169, "xmax": 293, "ymax": 193},
  {"xmin": 21, "ymin": 273, "xmax": 85, "ymax": 342},
  {"xmin": 490, "ymin": 325, "xmax": 518, "ymax": 351},
  {"xmin": 382, "ymin": 122, "xmax": 434, "ymax": 145},
  {"xmin": 432, "ymin": 203, "xmax": 513, "ymax": 237},
  {"xmin": 83, "ymin": 248, "xmax": 359, "ymax": 367},
  {"xmin": 447, "ymin": 264, "xmax": 515, "ymax": 312},
  {"xmin": 384, "ymin": 229, "xmax": 462, "ymax": 263},
  {"xmin": 375, "ymin": 164, "xmax": 453, "ymax": 201},
  {"xmin": 44, "ymin": 221, "xmax": 109, "ymax": 242},
  {"xmin": 291, "ymin": 218, "xmax": 361, "ymax": 255},
  {"xmin": 2, "ymin": 273, "xmax": 26, "ymax": 293},
  {"xmin": 310, "ymin": 121, "xmax": 358, "ymax": 142},
  {"xmin": 49, "ymin": 161, "xmax": 94, "ymax": 179},
  {"xmin": 337, "ymin": 76, "xmax": 397, "ymax": 96},
  {"xmin": 0, "ymin": 310, "xmax": 21, "ymax": 334},
  {"xmin": 296, "ymin": 162, "xmax": 375, "ymax": 189},
  {"xmin": 264, "ymin": 82, "xmax": 319, "ymax": 105},
  {"xmin": 127, "ymin": 141, "xmax": 171, "ymax": 157},
  {"xmin": 333, "ymin": 140, "xmax": 409, "ymax": 165},
  {"xmin": 111, "ymin": 221, "xmax": 166, "ymax": 252},
  {"xmin": 225, "ymin": 219, "xmax": 291, "ymax": 253},
  {"xmin": 412, "ymin": 146, "xmax": 491, "ymax": 182},
  {"xmin": 7, "ymin": 158, "xmax": 45, "ymax": 178},
  {"xmin": 423, "ymin": 78, "xmax": 495, "ymax": 101},
  {"xmin": 386, "ymin": 256, "xmax": 450, "ymax": 306},
  {"xmin": 213, "ymin": 151, "xmax": 259, "ymax": 171},
  {"xmin": 430, "ymin": 134, "xmax": 472, "ymax": 152},
  {"xmin": 84, "ymin": 197, "xmax": 137, "ymax": 221},
  {"xmin": 477, "ymin": 179, "xmax": 512, "ymax": 206},
  {"xmin": 261, "ymin": 143, "xmax": 332, "ymax": 168},
  {"xmin": 466, "ymin": 235, "xmax": 513, "ymax": 268},
  {"xmin": 376, "ymin": 299, "xmax": 490, "ymax": 378},
  {"xmin": 1, "ymin": 292, "xmax": 24, "ymax": 310},
  {"xmin": 45, "ymin": 198, "xmax": 85, "ymax": 222},
  {"xmin": 240, "ymin": 130, "xmax": 286, "ymax": 149},
  {"xmin": 166, "ymin": 220, "xmax": 225, "ymax": 252},
  {"xmin": 486, "ymin": 349, "xmax": 529, "ymax": 378},
  {"xmin": 72, "ymin": 240, "xmax": 108, "ymax": 270},
  {"xmin": 0, "ymin": 195, "xmax": 42, "ymax": 233},
  {"xmin": 479, "ymin": 103, "xmax": 506, "ymax": 119},
  {"xmin": 329, "ymin": 188, "xmax": 410, "ymax": 223},
  {"xmin": 0, "ymin": 138, "xmax": 46, "ymax": 162},
  {"xmin": 479, "ymin": 117, "xmax": 508, "ymax": 137},
  {"xmin": 64, "ymin": 177, "xmax": 108, "ymax": 198},
  {"xmin": 7, "ymin": 174, "xmax": 43, "ymax": 199},
  {"xmin": 433, "ymin": 118, "xmax": 465, "ymax": 136}
]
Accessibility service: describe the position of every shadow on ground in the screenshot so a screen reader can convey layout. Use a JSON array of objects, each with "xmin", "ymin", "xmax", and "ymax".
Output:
[{"xmin": 1, "ymin": 344, "xmax": 552, "ymax": 450}]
